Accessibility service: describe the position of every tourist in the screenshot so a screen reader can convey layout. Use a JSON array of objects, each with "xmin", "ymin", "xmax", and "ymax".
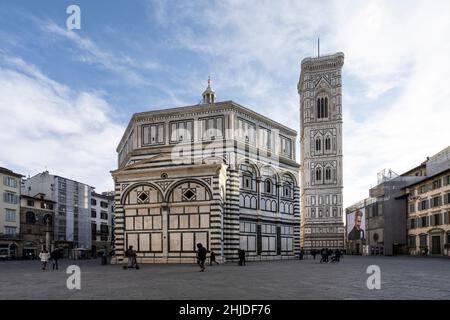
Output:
[
  {"xmin": 320, "ymin": 248, "xmax": 328, "ymax": 263},
  {"xmin": 299, "ymin": 247, "xmax": 305, "ymax": 260},
  {"xmin": 311, "ymin": 249, "xmax": 317, "ymax": 260},
  {"xmin": 39, "ymin": 249, "xmax": 50, "ymax": 270},
  {"xmin": 238, "ymin": 249, "xmax": 246, "ymax": 266},
  {"xmin": 50, "ymin": 248, "xmax": 61, "ymax": 270},
  {"xmin": 124, "ymin": 245, "xmax": 139, "ymax": 269},
  {"xmin": 197, "ymin": 243, "xmax": 207, "ymax": 272},
  {"xmin": 209, "ymin": 251, "xmax": 219, "ymax": 266}
]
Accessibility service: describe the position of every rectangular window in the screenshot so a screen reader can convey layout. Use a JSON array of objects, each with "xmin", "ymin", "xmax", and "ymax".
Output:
[
  {"xmin": 410, "ymin": 218, "xmax": 415, "ymax": 229},
  {"xmin": 432, "ymin": 179, "xmax": 442, "ymax": 190},
  {"xmin": 27, "ymin": 200, "xmax": 35, "ymax": 207},
  {"xmin": 201, "ymin": 116, "xmax": 225, "ymax": 140},
  {"xmin": 3, "ymin": 192, "xmax": 18, "ymax": 204},
  {"xmin": 100, "ymin": 201, "xmax": 108, "ymax": 209},
  {"xmin": 143, "ymin": 123, "xmax": 165, "ymax": 145},
  {"xmin": 5, "ymin": 226, "xmax": 16, "ymax": 236},
  {"xmin": 280, "ymin": 136, "xmax": 292, "ymax": 158},
  {"xmin": 91, "ymin": 199, "xmax": 97, "ymax": 206},
  {"xmin": 259, "ymin": 127, "xmax": 272, "ymax": 150},
  {"xmin": 169, "ymin": 120, "xmax": 193, "ymax": 143},
  {"xmin": 408, "ymin": 235, "xmax": 416, "ymax": 247},
  {"xmin": 101, "ymin": 211, "xmax": 108, "ymax": 220},
  {"xmin": 236, "ymin": 118, "xmax": 255, "ymax": 144},
  {"xmin": 91, "ymin": 210, "xmax": 97, "ymax": 218},
  {"xmin": 5, "ymin": 209, "xmax": 16, "ymax": 222},
  {"xmin": 3, "ymin": 176, "xmax": 18, "ymax": 188},
  {"xmin": 408, "ymin": 203, "xmax": 415, "ymax": 214},
  {"xmin": 434, "ymin": 214, "xmax": 441, "ymax": 226}
]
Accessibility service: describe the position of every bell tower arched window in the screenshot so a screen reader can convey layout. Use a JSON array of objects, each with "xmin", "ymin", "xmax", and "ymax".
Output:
[
  {"xmin": 265, "ymin": 179, "xmax": 272, "ymax": 193},
  {"xmin": 315, "ymin": 138, "xmax": 321, "ymax": 151},
  {"xmin": 316, "ymin": 168, "xmax": 322, "ymax": 182},
  {"xmin": 317, "ymin": 96, "xmax": 329, "ymax": 119},
  {"xmin": 325, "ymin": 168, "xmax": 331, "ymax": 181},
  {"xmin": 325, "ymin": 137, "xmax": 331, "ymax": 151}
]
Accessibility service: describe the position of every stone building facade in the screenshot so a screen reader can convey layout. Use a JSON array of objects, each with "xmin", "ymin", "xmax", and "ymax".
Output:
[
  {"xmin": 91, "ymin": 192, "xmax": 114, "ymax": 255},
  {"xmin": 20, "ymin": 194, "xmax": 55, "ymax": 257},
  {"xmin": 0, "ymin": 167, "xmax": 23, "ymax": 259},
  {"xmin": 298, "ymin": 53, "xmax": 345, "ymax": 250},
  {"xmin": 406, "ymin": 162, "xmax": 450, "ymax": 256},
  {"xmin": 112, "ymin": 82, "xmax": 300, "ymax": 263}
]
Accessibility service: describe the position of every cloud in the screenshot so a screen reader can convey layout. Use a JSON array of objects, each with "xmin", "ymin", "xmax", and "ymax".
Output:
[
  {"xmin": 0, "ymin": 53, "xmax": 124, "ymax": 192},
  {"xmin": 148, "ymin": 0, "xmax": 450, "ymax": 209}
]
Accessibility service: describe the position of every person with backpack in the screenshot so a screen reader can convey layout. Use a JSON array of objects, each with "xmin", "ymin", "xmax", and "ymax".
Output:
[{"xmin": 39, "ymin": 249, "xmax": 50, "ymax": 270}]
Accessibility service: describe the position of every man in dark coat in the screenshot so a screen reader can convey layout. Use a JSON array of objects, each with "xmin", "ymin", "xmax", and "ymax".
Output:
[
  {"xmin": 50, "ymin": 248, "xmax": 61, "ymax": 270},
  {"xmin": 197, "ymin": 243, "xmax": 207, "ymax": 271},
  {"xmin": 238, "ymin": 249, "xmax": 246, "ymax": 266}
]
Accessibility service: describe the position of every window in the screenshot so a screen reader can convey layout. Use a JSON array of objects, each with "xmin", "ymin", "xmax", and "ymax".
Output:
[
  {"xmin": 41, "ymin": 203, "xmax": 53, "ymax": 210},
  {"xmin": 280, "ymin": 136, "xmax": 292, "ymax": 157},
  {"xmin": 170, "ymin": 120, "xmax": 193, "ymax": 143},
  {"xmin": 100, "ymin": 201, "xmax": 108, "ymax": 209},
  {"xmin": 5, "ymin": 227, "xmax": 16, "ymax": 236},
  {"xmin": 317, "ymin": 97, "xmax": 329, "ymax": 119},
  {"xmin": 91, "ymin": 210, "xmax": 96, "ymax": 218},
  {"xmin": 259, "ymin": 127, "xmax": 272, "ymax": 150},
  {"xmin": 3, "ymin": 192, "xmax": 18, "ymax": 204},
  {"xmin": 101, "ymin": 211, "xmax": 108, "ymax": 220},
  {"xmin": 264, "ymin": 180, "xmax": 272, "ymax": 193},
  {"xmin": 408, "ymin": 235, "xmax": 416, "ymax": 247},
  {"xmin": 201, "ymin": 116, "xmax": 224, "ymax": 140},
  {"xmin": 3, "ymin": 176, "xmax": 17, "ymax": 188},
  {"xmin": 445, "ymin": 175, "xmax": 450, "ymax": 186},
  {"xmin": 325, "ymin": 168, "xmax": 332, "ymax": 181},
  {"xmin": 420, "ymin": 200, "xmax": 429, "ymax": 211},
  {"xmin": 5, "ymin": 209, "xmax": 16, "ymax": 222},
  {"xmin": 316, "ymin": 168, "xmax": 322, "ymax": 182},
  {"xmin": 91, "ymin": 199, "xmax": 97, "ymax": 206},
  {"xmin": 408, "ymin": 203, "xmax": 415, "ymax": 214},
  {"xmin": 434, "ymin": 214, "xmax": 441, "ymax": 226},
  {"xmin": 325, "ymin": 137, "xmax": 331, "ymax": 151},
  {"xmin": 431, "ymin": 196, "xmax": 441, "ymax": 208},
  {"xmin": 143, "ymin": 123, "xmax": 165, "ymax": 145},
  {"xmin": 100, "ymin": 224, "xmax": 109, "ymax": 234},
  {"xmin": 421, "ymin": 216, "xmax": 428, "ymax": 228},
  {"xmin": 236, "ymin": 118, "xmax": 255, "ymax": 144},
  {"xmin": 26, "ymin": 212, "xmax": 36, "ymax": 224},
  {"xmin": 315, "ymin": 138, "xmax": 321, "ymax": 151},
  {"xmin": 419, "ymin": 234, "xmax": 428, "ymax": 247},
  {"xmin": 410, "ymin": 218, "xmax": 416, "ymax": 229},
  {"xmin": 27, "ymin": 200, "xmax": 35, "ymax": 207},
  {"xmin": 243, "ymin": 176, "xmax": 252, "ymax": 189},
  {"xmin": 432, "ymin": 179, "xmax": 442, "ymax": 190}
]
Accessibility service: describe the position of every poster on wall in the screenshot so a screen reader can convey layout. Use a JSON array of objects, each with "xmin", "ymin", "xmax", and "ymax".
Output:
[{"xmin": 347, "ymin": 208, "xmax": 366, "ymax": 241}]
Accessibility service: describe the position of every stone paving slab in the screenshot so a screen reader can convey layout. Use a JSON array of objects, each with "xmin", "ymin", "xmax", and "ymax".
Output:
[{"xmin": 0, "ymin": 256, "xmax": 449, "ymax": 300}]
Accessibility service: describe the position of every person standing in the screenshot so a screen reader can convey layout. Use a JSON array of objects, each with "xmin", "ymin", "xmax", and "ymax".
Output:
[
  {"xmin": 238, "ymin": 249, "xmax": 246, "ymax": 266},
  {"xmin": 299, "ymin": 247, "xmax": 305, "ymax": 260},
  {"xmin": 196, "ymin": 243, "xmax": 207, "ymax": 272},
  {"xmin": 50, "ymin": 248, "xmax": 61, "ymax": 270},
  {"xmin": 311, "ymin": 249, "xmax": 317, "ymax": 260},
  {"xmin": 39, "ymin": 249, "xmax": 50, "ymax": 270}
]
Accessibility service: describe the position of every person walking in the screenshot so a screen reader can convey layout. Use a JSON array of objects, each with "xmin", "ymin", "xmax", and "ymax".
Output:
[
  {"xmin": 209, "ymin": 251, "xmax": 219, "ymax": 266},
  {"xmin": 50, "ymin": 248, "xmax": 61, "ymax": 270},
  {"xmin": 197, "ymin": 243, "xmax": 207, "ymax": 272},
  {"xmin": 124, "ymin": 245, "xmax": 139, "ymax": 269},
  {"xmin": 299, "ymin": 247, "xmax": 305, "ymax": 260},
  {"xmin": 39, "ymin": 249, "xmax": 50, "ymax": 270},
  {"xmin": 311, "ymin": 249, "xmax": 317, "ymax": 260}
]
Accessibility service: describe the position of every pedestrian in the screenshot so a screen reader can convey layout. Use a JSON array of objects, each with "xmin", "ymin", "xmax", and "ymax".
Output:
[
  {"xmin": 320, "ymin": 248, "xmax": 328, "ymax": 263},
  {"xmin": 238, "ymin": 249, "xmax": 246, "ymax": 266},
  {"xmin": 39, "ymin": 249, "xmax": 50, "ymax": 270},
  {"xmin": 124, "ymin": 245, "xmax": 139, "ymax": 269},
  {"xmin": 50, "ymin": 248, "xmax": 61, "ymax": 270},
  {"xmin": 197, "ymin": 243, "xmax": 207, "ymax": 272},
  {"xmin": 311, "ymin": 249, "xmax": 317, "ymax": 260},
  {"xmin": 299, "ymin": 247, "xmax": 305, "ymax": 260},
  {"xmin": 209, "ymin": 251, "xmax": 219, "ymax": 266},
  {"xmin": 334, "ymin": 249, "xmax": 341, "ymax": 262}
]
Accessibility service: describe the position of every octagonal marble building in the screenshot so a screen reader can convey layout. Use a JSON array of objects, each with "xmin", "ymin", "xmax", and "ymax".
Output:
[{"xmin": 111, "ymin": 81, "xmax": 300, "ymax": 263}]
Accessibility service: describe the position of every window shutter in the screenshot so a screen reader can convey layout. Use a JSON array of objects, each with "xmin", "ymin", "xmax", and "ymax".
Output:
[{"xmin": 445, "ymin": 213, "xmax": 449, "ymax": 224}]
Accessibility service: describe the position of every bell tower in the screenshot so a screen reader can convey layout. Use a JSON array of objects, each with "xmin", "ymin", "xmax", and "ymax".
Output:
[{"xmin": 298, "ymin": 52, "xmax": 345, "ymax": 250}]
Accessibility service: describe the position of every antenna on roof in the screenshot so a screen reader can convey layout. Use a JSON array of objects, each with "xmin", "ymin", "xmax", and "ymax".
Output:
[{"xmin": 318, "ymin": 38, "xmax": 320, "ymax": 57}]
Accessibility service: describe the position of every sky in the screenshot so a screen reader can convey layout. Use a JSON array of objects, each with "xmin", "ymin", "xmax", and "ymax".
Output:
[{"xmin": 0, "ymin": 0, "xmax": 449, "ymax": 209}]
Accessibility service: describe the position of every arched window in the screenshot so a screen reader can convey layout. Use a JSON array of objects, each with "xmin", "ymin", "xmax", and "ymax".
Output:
[
  {"xmin": 315, "ymin": 138, "xmax": 321, "ymax": 151},
  {"xmin": 26, "ymin": 211, "xmax": 36, "ymax": 224},
  {"xmin": 325, "ymin": 137, "xmax": 331, "ymax": 151},
  {"xmin": 324, "ymin": 97, "xmax": 328, "ymax": 118},
  {"xmin": 316, "ymin": 168, "xmax": 322, "ymax": 182},
  {"xmin": 325, "ymin": 168, "xmax": 331, "ymax": 181},
  {"xmin": 317, "ymin": 99, "xmax": 320, "ymax": 118},
  {"xmin": 320, "ymin": 98, "xmax": 324, "ymax": 118},
  {"xmin": 265, "ymin": 179, "xmax": 272, "ymax": 193},
  {"xmin": 44, "ymin": 214, "xmax": 52, "ymax": 226}
]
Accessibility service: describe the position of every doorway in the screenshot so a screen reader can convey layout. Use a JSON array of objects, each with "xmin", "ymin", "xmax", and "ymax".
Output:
[{"xmin": 432, "ymin": 236, "xmax": 441, "ymax": 255}]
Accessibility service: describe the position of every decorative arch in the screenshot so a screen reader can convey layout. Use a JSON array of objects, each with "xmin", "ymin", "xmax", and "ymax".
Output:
[
  {"xmin": 26, "ymin": 211, "xmax": 36, "ymax": 224},
  {"xmin": 165, "ymin": 179, "xmax": 213, "ymax": 203},
  {"xmin": 121, "ymin": 182, "xmax": 164, "ymax": 205}
]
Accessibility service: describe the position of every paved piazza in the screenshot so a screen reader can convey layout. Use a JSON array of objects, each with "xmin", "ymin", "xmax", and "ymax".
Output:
[{"xmin": 0, "ymin": 256, "xmax": 449, "ymax": 300}]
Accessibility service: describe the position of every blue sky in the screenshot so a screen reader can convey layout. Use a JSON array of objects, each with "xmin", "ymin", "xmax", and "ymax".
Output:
[{"xmin": 0, "ymin": 0, "xmax": 449, "ymax": 208}]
